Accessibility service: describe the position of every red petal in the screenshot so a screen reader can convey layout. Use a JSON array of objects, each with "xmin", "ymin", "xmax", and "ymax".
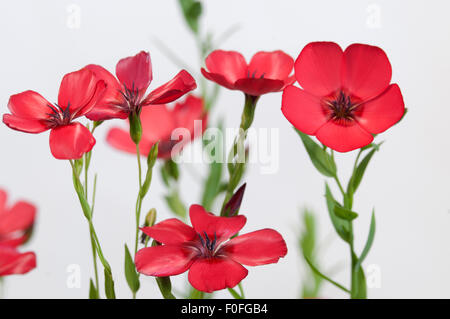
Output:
[
  {"xmin": 234, "ymin": 78, "xmax": 285, "ymax": 96},
  {"xmin": 0, "ymin": 201, "xmax": 36, "ymax": 235},
  {"xmin": 281, "ymin": 85, "xmax": 328, "ymax": 134},
  {"xmin": 189, "ymin": 205, "xmax": 246, "ymax": 241},
  {"xmin": 58, "ymin": 68, "xmax": 106, "ymax": 117},
  {"xmin": 49, "ymin": 122, "xmax": 96, "ymax": 159},
  {"xmin": 141, "ymin": 218, "xmax": 197, "ymax": 245},
  {"xmin": 248, "ymin": 51, "xmax": 294, "ymax": 82},
  {"xmin": 354, "ymin": 84, "xmax": 405, "ymax": 134},
  {"xmin": 188, "ymin": 257, "xmax": 248, "ymax": 293},
  {"xmin": 7, "ymin": 90, "xmax": 52, "ymax": 120},
  {"xmin": 224, "ymin": 229, "xmax": 287, "ymax": 266},
  {"xmin": 135, "ymin": 245, "xmax": 195, "ymax": 277},
  {"xmin": 0, "ymin": 190, "xmax": 6, "ymax": 213},
  {"xmin": 142, "ymin": 70, "xmax": 196, "ymax": 105},
  {"xmin": 140, "ymin": 105, "xmax": 176, "ymax": 140},
  {"xmin": 295, "ymin": 42, "xmax": 343, "ymax": 96},
  {"xmin": 0, "ymin": 246, "xmax": 36, "ymax": 276},
  {"xmin": 342, "ymin": 43, "xmax": 392, "ymax": 101},
  {"xmin": 315, "ymin": 120, "xmax": 373, "ymax": 152},
  {"xmin": 106, "ymin": 127, "xmax": 138, "ymax": 155},
  {"xmin": 202, "ymin": 50, "xmax": 248, "ymax": 89},
  {"xmin": 173, "ymin": 95, "xmax": 205, "ymax": 132},
  {"xmin": 85, "ymin": 64, "xmax": 128, "ymax": 121},
  {"xmin": 3, "ymin": 114, "xmax": 49, "ymax": 133},
  {"xmin": 115, "ymin": 51, "xmax": 152, "ymax": 94}
]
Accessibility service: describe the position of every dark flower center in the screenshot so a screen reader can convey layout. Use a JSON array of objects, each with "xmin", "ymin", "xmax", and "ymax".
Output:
[
  {"xmin": 325, "ymin": 91, "xmax": 359, "ymax": 122},
  {"xmin": 119, "ymin": 83, "xmax": 142, "ymax": 114},
  {"xmin": 197, "ymin": 231, "xmax": 218, "ymax": 257},
  {"xmin": 247, "ymin": 70, "xmax": 265, "ymax": 79},
  {"xmin": 45, "ymin": 103, "xmax": 73, "ymax": 127}
]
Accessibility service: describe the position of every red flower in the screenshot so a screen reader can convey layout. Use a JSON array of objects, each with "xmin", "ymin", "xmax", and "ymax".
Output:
[
  {"xmin": 0, "ymin": 189, "xmax": 36, "ymax": 248},
  {"xmin": 282, "ymin": 42, "xmax": 405, "ymax": 152},
  {"xmin": 135, "ymin": 204, "xmax": 287, "ymax": 293},
  {"xmin": 0, "ymin": 246, "xmax": 36, "ymax": 276},
  {"xmin": 201, "ymin": 50, "xmax": 294, "ymax": 97},
  {"xmin": 3, "ymin": 68, "xmax": 106, "ymax": 159},
  {"xmin": 84, "ymin": 51, "xmax": 197, "ymax": 121},
  {"xmin": 0, "ymin": 189, "xmax": 37, "ymax": 276},
  {"xmin": 106, "ymin": 95, "xmax": 206, "ymax": 159}
]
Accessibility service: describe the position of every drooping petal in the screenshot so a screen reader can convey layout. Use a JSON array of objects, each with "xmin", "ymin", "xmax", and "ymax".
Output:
[
  {"xmin": 342, "ymin": 43, "xmax": 392, "ymax": 101},
  {"xmin": 0, "ymin": 201, "xmax": 36, "ymax": 235},
  {"xmin": 106, "ymin": 127, "xmax": 158, "ymax": 157},
  {"xmin": 142, "ymin": 70, "xmax": 197, "ymax": 105},
  {"xmin": 354, "ymin": 84, "xmax": 405, "ymax": 134},
  {"xmin": 115, "ymin": 51, "xmax": 152, "ymax": 94},
  {"xmin": 202, "ymin": 50, "xmax": 248, "ymax": 89},
  {"xmin": 189, "ymin": 205, "xmax": 246, "ymax": 241},
  {"xmin": 140, "ymin": 105, "xmax": 176, "ymax": 140},
  {"xmin": 234, "ymin": 78, "xmax": 285, "ymax": 96},
  {"xmin": 0, "ymin": 246, "xmax": 36, "ymax": 276},
  {"xmin": 141, "ymin": 218, "xmax": 197, "ymax": 245},
  {"xmin": 281, "ymin": 85, "xmax": 329, "ymax": 134},
  {"xmin": 3, "ymin": 114, "xmax": 49, "ymax": 134},
  {"xmin": 7, "ymin": 90, "xmax": 52, "ymax": 120},
  {"xmin": 223, "ymin": 229, "xmax": 287, "ymax": 266},
  {"xmin": 58, "ymin": 68, "xmax": 106, "ymax": 117},
  {"xmin": 248, "ymin": 51, "xmax": 294, "ymax": 81},
  {"xmin": 315, "ymin": 120, "xmax": 373, "ymax": 152},
  {"xmin": 295, "ymin": 42, "xmax": 343, "ymax": 96},
  {"xmin": 85, "ymin": 64, "xmax": 128, "ymax": 121},
  {"xmin": 172, "ymin": 95, "xmax": 205, "ymax": 133},
  {"xmin": 135, "ymin": 245, "xmax": 195, "ymax": 277},
  {"xmin": 188, "ymin": 257, "xmax": 248, "ymax": 293},
  {"xmin": 49, "ymin": 122, "xmax": 96, "ymax": 160}
]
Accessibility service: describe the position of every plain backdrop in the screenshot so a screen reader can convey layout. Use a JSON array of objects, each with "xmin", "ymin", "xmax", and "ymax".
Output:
[{"xmin": 0, "ymin": 0, "xmax": 449, "ymax": 299}]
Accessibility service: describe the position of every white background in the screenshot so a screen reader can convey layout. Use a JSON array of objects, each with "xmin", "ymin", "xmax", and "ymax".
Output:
[{"xmin": 0, "ymin": 0, "xmax": 449, "ymax": 298}]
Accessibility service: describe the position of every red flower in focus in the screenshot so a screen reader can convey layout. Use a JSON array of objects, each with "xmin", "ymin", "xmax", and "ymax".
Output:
[
  {"xmin": 106, "ymin": 95, "xmax": 206, "ymax": 159},
  {"xmin": 201, "ymin": 50, "xmax": 294, "ymax": 97},
  {"xmin": 282, "ymin": 42, "xmax": 405, "ymax": 152},
  {"xmin": 0, "ymin": 189, "xmax": 36, "ymax": 276},
  {"xmin": 85, "ymin": 51, "xmax": 197, "ymax": 121},
  {"xmin": 135, "ymin": 204, "xmax": 287, "ymax": 293},
  {"xmin": 0, "ymin": 190, "xmax": 36, "ymax": 247},
  {"xmin": 3, "ymin": 68, "xmax": 106, "ymax": 159}
]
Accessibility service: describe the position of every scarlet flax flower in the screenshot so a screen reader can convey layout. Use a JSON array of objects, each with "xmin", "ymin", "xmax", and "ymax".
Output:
[
  {"xmin": 135, "ymin": 204, "xmax": 287, "ymax": 293},
  {"xmin": 84, "ymin": 51, "xmax": 197, "ymax": 121},
  {"xmin": 282, "ymin": 42, "xmax": 405, "ymax": 152},
  {"xmin": 3, "ymin": 68, "xmax": 106, "ymax": 159},
  {"xmin": 201, "ymin": 50, "xmax": 294, "ymax": 97},
  {"xmin": 106, "ymin": 95, "xmax": 206, "ymax": 159},
  {"xmin": 0, "ymin": 189, "xmax": 36, "ymax": 276}
]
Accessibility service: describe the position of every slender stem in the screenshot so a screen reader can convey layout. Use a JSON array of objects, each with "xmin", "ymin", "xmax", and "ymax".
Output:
[
  {"xmin": 334, "ymin": 175, "xmax": 346, "ymax": 198},
  {"xmin": 134, "ymin": 144, "xmax": 143, "ymax": 255}
]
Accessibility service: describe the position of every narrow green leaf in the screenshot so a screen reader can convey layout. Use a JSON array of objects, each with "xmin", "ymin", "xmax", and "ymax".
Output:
[
  {"xmin": 164, "ymin": 192, "xmax": 187, "ymax": 218},
  {"xmin": 227, "ymin": 287, "xmax": 243, "ymax": 299},
  {"xmin": 124, "ymin": 244, "xmax": 140, "ymax": 293},
  {"xmin": 89, "ymin": 279, "xmax": 99, "ymax": 299},
  {"xmin": 348, "ymin": 148, "xmax": 377, "ymax": 195},
  {"xmin": 325, "ymin": 183, "xmax": 352, "ymax": 243},
  {"xmin": 355, "ymin": 210, "xmax": 376, "ymax": 269},
  {"xmin": 201, "ymin": 161, "xmax": 223, "ymax": 211},
  {"xmin": 295, "ymin": 129, "xmax": 336, "ymax": 177},
  {"xmin": 351, "ymin": 254, "xmax": 367, "ymax": 299},
  {"xmin": 178, "ymin": 0, "xmax": 202, "ymax": 34},
  {"xmin": 304, "ymin": 254, "xmax": 350, "ymax": 294},
  {"xmin": 333, "ymin": 205, "xmax": 358, "ymax": 221},
  {"xmin": 104, "ymin": 269, "xmax": 116, "ymax": 299}
]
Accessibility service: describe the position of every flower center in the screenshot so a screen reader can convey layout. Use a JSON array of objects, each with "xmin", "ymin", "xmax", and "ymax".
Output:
[
  {"xmin": 45, "ymin": 103, "xmax": 72, "ymax": 127},
  {"xmin": 325, "ymin": 91, "xmax": 358, "ymax": 121},
  {"xmin": 197, "ymin": 231, "xmax": 218, "ymax": 257},
  {"xmin": 119, "ymin": 83, "xmax": 142, "ymax": 113}
]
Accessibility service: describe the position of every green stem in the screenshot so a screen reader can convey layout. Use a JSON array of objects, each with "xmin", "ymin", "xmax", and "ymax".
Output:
[{"xmin": 134, "ymin": 144, "xmax": 143, "ymax": 255}]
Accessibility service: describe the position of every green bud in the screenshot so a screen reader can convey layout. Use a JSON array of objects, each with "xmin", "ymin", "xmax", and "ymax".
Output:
[
  {"xmin": 129, "ymin": 112, "xmax": 142, "ymax": 145},
  {"xmin": 145, "ymin": 208, "xmax": 157, "ymax": 227}
]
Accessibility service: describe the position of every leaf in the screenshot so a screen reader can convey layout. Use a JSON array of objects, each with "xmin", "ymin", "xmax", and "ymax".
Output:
[
  {"xmin": 333, "ymin": 204, "xmax": 358, "ymax": 221},
  {"xmin": 227, "ymin": 287, "xmax": 243, "ymax": 299},
  {"xmin": 124, "ymin": 244, "xmax": 140, "ymax": 293},
  {"xmin": 164, "ymin": 192, "xmax": 186, "ymax": 218},
  {"xmin": 178, "ymin": 0, "xmax": 202, "ymax": 34},
  {"xmin": 325, "ymin": 183, "xmax": 352, "ymax": 243},
  {"xmin": 295, "ymin": 129, "xmax": 336, "ymax": 177},
  {"xmin": 355, "ymin": 210, "xmax": 376, "ymax": 269},
  {"xmin": 89, "ymin": 279, "xmax": 99, "ymax": 299},
  {"xmin": 104, "ymin": 269, "xmax": 116, "ymax": 299},
  {"xmin": 347, "ymin": 148, "xmax": 377, "ymax": 195},
  {"xmin": 351, "ymin": 253, "xmax": 367, "ymax": 299},
  {"xmin": 140, "ymin": 142, "xmax": 159, "ymax": 198},
  {"xmin": 151, "ymin": 240, "xmax": 176, "ymax": 299}
]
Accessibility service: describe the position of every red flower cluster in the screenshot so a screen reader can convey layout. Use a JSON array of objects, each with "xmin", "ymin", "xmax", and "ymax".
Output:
[
  {"xmin": 107, "ymin": 94, "xmax": 206, "ymax": 159},
  {"xmin": 135, "ymin": 204, "xmax": 287, "ymax": 293},
  {"xmin": 202, "ymin": 50, "xmax": 294, "ymax": 97},
  {"xmin": 282, "ymin": 42, "xmax": 405, "ymax": 152},
  {"xmin": 3, "ymin": 68, "xmax": 105, "ymax": 159},
  {"xmin": 0, "ymin": 190, "xmax": 36, "ymax": 276},
  {"xmin": 85, "ymin": 51, "xmax": 197, "ymax": 121}
]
